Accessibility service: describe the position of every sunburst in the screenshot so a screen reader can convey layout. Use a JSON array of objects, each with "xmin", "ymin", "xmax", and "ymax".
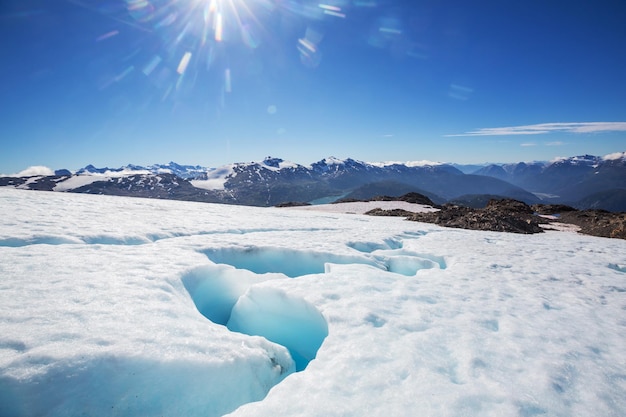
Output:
[{"xmin": 88, "ymin": 0, "xmax": 350, "ymax": 104}]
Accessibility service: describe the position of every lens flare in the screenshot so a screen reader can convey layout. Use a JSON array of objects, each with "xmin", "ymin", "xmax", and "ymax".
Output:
[
  {"xmin": 177, "ymin": 52, "xmax": 193, "ymax": 74},
  {"xmin": 86, "ymin": 0, "xmax": 364, "ymax": 107}
]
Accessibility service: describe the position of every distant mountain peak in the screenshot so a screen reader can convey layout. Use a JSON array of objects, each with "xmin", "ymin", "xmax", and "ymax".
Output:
[
  {"xmin": 262, "ymin": 157, "xmax": 284, "ymax": 168},
  {"xmin": 319, "ymin": 156, "xmax": 352, "ymax": 165},
  {"xmin": 3, "ymin": 152, "xmax": 624, "ymax": 211},
  {"xmin": 551, "ymin": 154, "xmax": 602, "ymax": 165}
]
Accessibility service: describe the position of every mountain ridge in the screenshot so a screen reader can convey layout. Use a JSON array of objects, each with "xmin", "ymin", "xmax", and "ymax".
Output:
[{"xmin": 1, "ymin": 153, "xmax": 624, "ymax": 211}]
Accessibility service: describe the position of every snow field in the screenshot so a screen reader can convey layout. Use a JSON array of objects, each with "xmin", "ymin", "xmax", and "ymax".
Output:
[
  {"xmin": 230, "ymin": 232, "xmax": 626, "ymax": 417},
  {"xmin": 1, "ymin": 188, "xmax": 626, "ymax": 417}
]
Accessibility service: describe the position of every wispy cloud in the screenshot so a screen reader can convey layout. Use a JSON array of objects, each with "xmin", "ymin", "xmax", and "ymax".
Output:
[
  {"xmin": 445, "ymin": 122, "xmax": 626, "ymax": 137},
  {"xmin": 604, "ymin": 151, "xmax": 626, "ymax": 160},
  {"xmin": 14, "ymin": 166, "xmax": 54, "ymax": 177},
  {"xmin": 448, "ymin": 84, "xmax": 473, "ymax": 101}
]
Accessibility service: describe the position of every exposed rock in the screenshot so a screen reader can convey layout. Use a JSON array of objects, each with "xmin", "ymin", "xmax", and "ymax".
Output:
[
  {"xmin": 557, "ymin": 210, "xmax": 626, "ymax": 239},
  {"xmin": 336, "ymin": 192, "xmax": 437, "ymax": 207},
  {"xmin": 367, "ymin": 198, "xmax": 546, "ymax": 234},
  {"xmin": 407, "ymin": 199, "xmax": 546, "ymax": 234},
  {"xmin": 531, "ymin": 204, "xmax": 578, "ymax": 215},
  {"xmin": 372, "ymin": 192, "xmax": 438, "ymax": 206},
  {"xmin": 332, "ymin": 198, "xmax": 361, "ymax": 204},
  {"xmin": 366, "ymin": 197, "xmax": 626, "ymax": 239},
  {"xmin": 275, "ymin": 201, "xmax": 312, "ymax": 207},
  {"xmin": 364, "ymin": 208, "xmax": 417, "ymax": 217},
  {"xmin": 485, "ymin": 198, "xmax": 535, "ymax": 214}
]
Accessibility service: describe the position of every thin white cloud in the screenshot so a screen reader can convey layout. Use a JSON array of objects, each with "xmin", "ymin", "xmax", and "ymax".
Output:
[
  {"xmin": 520, "ymin": 143, "xmax": 537, "ymax": 147},
  {"xmin": 448, "ymin": 84, "xmax": 474, "ymax": 101},
  {"xmin": 445, "ymin": 122, "xmax": 626, "ymax": 137},
  {"xmin": 603, "ymin": 151, "xmax": 626, "ymax": 160},
  {"xmin": 14, "ymin": 166, "xmax": 55, "ymax": 177},
  {"xmin": 545, "ymin": 141, "xmax": 565, "ymax": 146}
]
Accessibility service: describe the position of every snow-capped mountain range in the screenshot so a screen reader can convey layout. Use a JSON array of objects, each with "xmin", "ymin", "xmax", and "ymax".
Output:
[{"xmin": 1, "ymin": 152, "xmax": 625, "ymax": 211}]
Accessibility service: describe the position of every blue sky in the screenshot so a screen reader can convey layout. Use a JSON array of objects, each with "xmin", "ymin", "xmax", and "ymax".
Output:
[{"xmin": 1, "ymin": 0, "xmax": 625, "ymax": 173}]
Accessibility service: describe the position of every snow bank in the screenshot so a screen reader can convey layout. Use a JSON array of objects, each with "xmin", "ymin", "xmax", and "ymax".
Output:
[
  {"xmin": 290, "ymin": 200, "xmax": 438, "ymax": 214},
  {"xmin": 191, "ymin": 165, "xmax": 235, "ymax": 190},
  {"xmin": 1, "ymin": 350, "xmax": 291, "ymax": 417},
  {"xmin": 53, "ymin": 174, "xmax": 102, "ymax": 191}
]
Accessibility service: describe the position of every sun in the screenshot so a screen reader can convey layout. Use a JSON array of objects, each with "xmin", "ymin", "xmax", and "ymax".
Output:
[
  {"xmin": 95, "ymin": 0, "xmax": 345, "ymax": 104},
  {"xmin": 113, "ymin": 0, "xmax": 268, "ymax": 94}
]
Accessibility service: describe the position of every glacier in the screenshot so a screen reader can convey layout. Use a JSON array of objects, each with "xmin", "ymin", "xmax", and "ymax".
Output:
[{"xmin": 0, "ymin": 188, "xmax": 625, "ymax": 416}]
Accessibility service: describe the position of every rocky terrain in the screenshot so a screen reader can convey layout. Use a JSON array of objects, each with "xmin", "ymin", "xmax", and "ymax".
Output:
[
  {"xmin": 364, "ymin": 195, "xmax": 626, "ymax": 240},
  {"xmin": 539, "ymin": 208, "xmax": 626, "ymax": 239}
]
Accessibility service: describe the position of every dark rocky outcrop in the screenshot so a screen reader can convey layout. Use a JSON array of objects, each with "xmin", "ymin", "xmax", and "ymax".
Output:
[
  {"xmin": 531, "ymin": 204, "xmax": 578, "ymax": 215},
  {"xmin": 556, "ymin": 210, "xmax": 626, "ymax": 239},
  {"xmin": 337, "ymin": 192, "xmax": 438, "ymax": 207},
  {"xmin": 366, "ymin": 197, "xmax": 626, "ymax": 239},
  {"xmin": 274, "ymin": 201, "xmax": 312, "ymax": 207},
  {"xmin": 364, "ymin": 208, "xmax": 417, "ymax": 217},
  {"xmin": 338, "ymin": 181, "xmax": 445, "ymax": 205},
  {"xmin": 532, "ymin": 204, "xmax": 625, "ymax": 239},
  {"xmin": 406, "ymin": 199, "xmax": 546, "ymax": 234}
]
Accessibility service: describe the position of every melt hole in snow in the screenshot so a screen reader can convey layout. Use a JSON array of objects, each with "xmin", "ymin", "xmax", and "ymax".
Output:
[
  {"xmin": 347, "ymin": 240, "xmax": 447, "ymax": 275},
  {"xmin": 182, "ymin": 266, "xmax": 248, "ymax": 326},
  {"xmin": 202, "ymin": 246, "xmax": 378, "ymax": 277},
  {"xmin": 228, "ymin": 286, "xmax": 328, "ymax": 371},
  {"xmin": 182, "ymin": 266, "xmax": 328, "ymax": 371}
]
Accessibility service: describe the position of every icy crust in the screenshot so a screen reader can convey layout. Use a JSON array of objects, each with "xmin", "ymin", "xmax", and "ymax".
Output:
[
  {"xmin": 1, "ymin": 188, "xmax": 626, "ymax": 417},
  {"xmin": 1, "ymin": 348, "xmax": 292, "ymax": 417}
]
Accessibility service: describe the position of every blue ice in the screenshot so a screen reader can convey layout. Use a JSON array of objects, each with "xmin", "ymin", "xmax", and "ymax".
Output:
[
  {"xmin": 202, "ymin": 247, "xmax": 378, "ymax": 277},
  {"xmin": 227, "ymin": 286, "xmax": 328, "ymax": 371}
]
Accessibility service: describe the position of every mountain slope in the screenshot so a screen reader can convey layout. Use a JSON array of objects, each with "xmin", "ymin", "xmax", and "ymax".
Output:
[
  {"xmin": 473, "ymin": 153, "xmax": 626, "ymax": 209},
  {"xmin": 1, "ymin": 153, "xmax": 624, "ymax": 209}
]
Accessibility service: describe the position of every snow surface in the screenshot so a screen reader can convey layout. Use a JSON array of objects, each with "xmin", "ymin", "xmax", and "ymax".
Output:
[
  {"xmin": 52, "ymin": 169, "xmax": 152, "ymax": 192},
  {"xmin": 191, "ymin": 165, "xmax": 235, "ymax": 191},
  {"xmin": 15, "ymin": 176, "xmax": 45, "ymax": 189},
  {"xmin": 1, "ymin": 188, "xmax": 626, "ymax": 417},
  {"xmin": 293, "ymin": 200, "xmax": 439, "ymax": 214},
  {"xmin": 369, "ymin": 160, "xmax": 444, "ymax": 167},
  {"xmin": 52, "ymin": 174, "xmax": 102, "ymax": 191}
]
